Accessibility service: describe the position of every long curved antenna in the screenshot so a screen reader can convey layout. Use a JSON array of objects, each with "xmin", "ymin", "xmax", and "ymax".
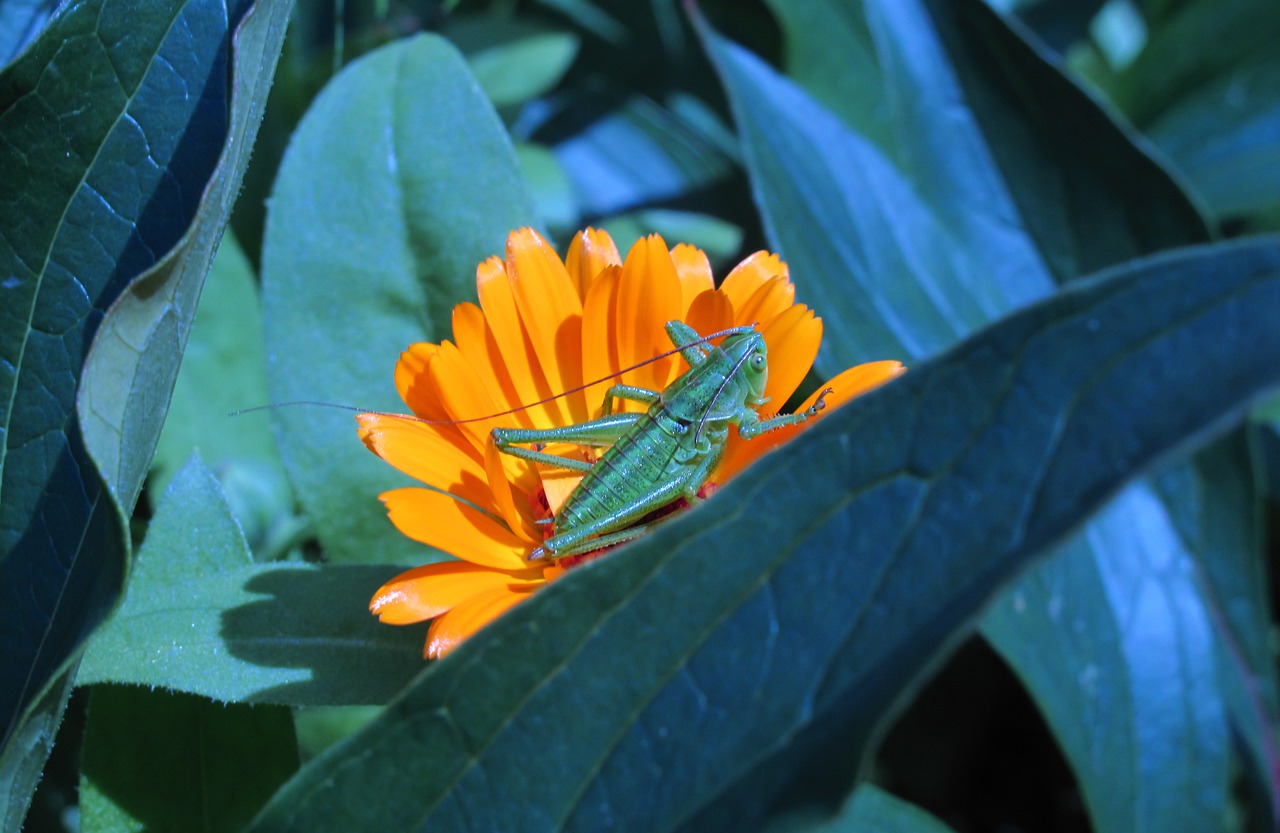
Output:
[
  {"xmin": 693, "ymin": 342, "xmax": 755, "ymax": 447},
  {"xmin": 231, "ymin": 324, "xmax": 757, "ymax": 425}
]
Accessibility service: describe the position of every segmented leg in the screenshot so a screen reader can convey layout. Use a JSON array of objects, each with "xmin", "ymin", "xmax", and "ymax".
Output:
[
  {"xmin": 492, "ymin": 413, "xmax": 642, "ymax": 472},
  {"xmin": 530, "ymin": 464, "xmax": 701, "ymax": 559},
  {"xmin": 737, "ymin": 388, "xmax": 834, "ymax": 440}
]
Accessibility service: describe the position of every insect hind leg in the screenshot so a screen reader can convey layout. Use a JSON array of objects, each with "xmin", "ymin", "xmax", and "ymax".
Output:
[{"xmin": 493, "ymin": 412, "xmax": 642, "ymax": 472}]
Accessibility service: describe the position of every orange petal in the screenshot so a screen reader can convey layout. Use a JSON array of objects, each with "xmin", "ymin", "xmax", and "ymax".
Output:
[
  {"xmin": 617, "ymin": 235, "xmax": 682, "ymax": 403},
  {"xmin": 719, "ymin": 251, "xmax": 788, "ymax": 317},
  {"xmin": 580, "ymin": 263, "xmax": 622, "ymax": 412},
  {"xmin": 452, "ymin": 302, "xmax": 535, "ymax": 430},
  {"xmin": 684, "ymin": 288, "xmax": 735, "ymax": 340},
  {"xmin": 566, "ymin": 227, "xmax": 621, "ymax": 300},
  {"xmin": 370, "ymin": 560, "xmax": 543, "ymax": 625},
  {"xmin": 356, "ymin": 412, "xmax": 486, "ymax": 504},
  {"xmin": 734, "ymin": 275, "xmax": 796, "ymax": 331},
  {"xmin": 485, "ymin": 436, "xmax": 540, "ymax": 543},
  {"xmin": 759, "ymin": 305, "xmax": 822, "ymax": 408},
  {"xmin": 381, "ymin": 487, "xmax": 530, "ymax": 570},
  {"xmin": 395, "ymin": 342, "xmax": 447, "ymax": 421},
  {"xmin": 670, "ymin": 243, "xmax": 714, "ymax": 315},
  {"xmin": 426, "ymin": 341, "xmax": 507, "ymax": 455},
  {"xmin": 506, "ymin": 228, "xmax": 587, "ymax": 424},
  {"xmin": 716, "ymin": 360, "xmax": 906, "ymax": 484},
  {"xmin": 425, "ymin": 584, "xmax": 533, "ymax": 658},
  {"xmin": 476, "ymin": 254, "xmax": 563, "ymax": 429},
  {"xmin": 816, "ymin": 360, "xmax": 907, "ymax": 407}
]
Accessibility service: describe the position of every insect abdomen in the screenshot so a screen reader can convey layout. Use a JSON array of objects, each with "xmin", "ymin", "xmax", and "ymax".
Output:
[{"xmin": 554, "ymin": 409, "xmax": 687, "ymax": 533}]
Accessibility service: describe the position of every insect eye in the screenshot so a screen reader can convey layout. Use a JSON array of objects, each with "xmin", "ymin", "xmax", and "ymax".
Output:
[{"xmin": 750, "ymin": 353, "xmax": 767, "ymax": 372}]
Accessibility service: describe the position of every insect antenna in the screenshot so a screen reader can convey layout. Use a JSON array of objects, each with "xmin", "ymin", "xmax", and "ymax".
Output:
[
  {"xmin": 232, "ymin": 324, "xmax": 758, "ymax": 428},
  {"xmin": 694, "ymin": 342, "xmax": 756, "ymax": 447}
]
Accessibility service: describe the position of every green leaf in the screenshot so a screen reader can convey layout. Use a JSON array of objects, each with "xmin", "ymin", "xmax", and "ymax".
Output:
[
  {"xmin": 0, "ymin": 0, "xmax": 290, "ymax": 822},
  {"xmin": 703, "ymin": 7, "xmax": 1048, "ymax": 370},
  {"xmin": 246, "ymin": 239, "xmax": 1280, "ymax": 832},
  {"xmin": 150, "ymin": 232, "xmax": 297, "ymax": 556},
  {"xmin": 981, "ymin": 479, "xmax": 1231, "ymax": 832},
  {"xmin": 766, "ymin": 784, "xmax": 958, "ymax": 833},
  {"xmin": 261, "ymin": 33, "xmax": 538, "ymax": 566},
  {"xmin": 725, "ymin": 0, "xmax": 1206, "ymax": 372},
  {"xmin": 598, "ymin": 209, "xmax": 743, "ymax": 268},
  {"xmin": 1152, "ymin": 433, "xmax": 1280, "ymax": 810},
  {"xmin": 704, "ymin": 8, "xmax": 1261, "ymax": 828},
  {"xmin": 552, "ymin": 93, "xmax": 737, "ymax": 219},
  {"xmin": 78, "ymin": 0, "xmax": 294, "ymax": 513},
  {"xmin": 0, "ymin": 0, "xmax": 56, "ymax": 66},
  {"xmin": 516, "ymin": 142, "xmax": 579, "ymax": 238},
  {"xmin": 80, "ymin": 454, "xmax": 423, "ymax": 705},
  {"xmin": 1111, "ymin": 0, "xmax": 1280, "ymax": 221},
  {"xmin": 80, "ymin": 686, "xmax": 298, "ymax": 833},
  {"xmin": 447, "ymin": 17, "xmax": 581, "ymax": 108},
  {"xmin": 152, "ymin": 233, "xmax": 280, "ymax": 493}
]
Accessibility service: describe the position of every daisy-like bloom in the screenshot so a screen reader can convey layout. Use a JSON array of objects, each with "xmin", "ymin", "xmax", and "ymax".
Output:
[{"xmin": 362, "ymin": 227, "xmax": 904, "ymax": 658}]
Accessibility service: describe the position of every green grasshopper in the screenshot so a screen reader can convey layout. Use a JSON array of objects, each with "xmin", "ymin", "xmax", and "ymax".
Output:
[{"xmin": 493, "ymin": 321, "xmax": 831, "ymax": 561}]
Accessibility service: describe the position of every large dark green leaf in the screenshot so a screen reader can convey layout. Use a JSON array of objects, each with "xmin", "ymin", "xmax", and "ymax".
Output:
[
  {"xmin": 79, "ymin": 686, "xmax": 298, "ymax": 833},
  {"xmin": 246, "ymin": 239, "xmax": 1280, "ymax": 833},
  {"xmin": 80, "ymin": 455, "xmax": 422, "ymax": 706},
  {"xmin": 0, "ymin": 0, "xmax": 290, "ymax": 822},
  {"xmin": 704, "ymin": 5, "xmax": 1268, "ymax": 828},
  {"xmin": 261, "ymin": 33, "xmax": 537, "ymax": 566}
]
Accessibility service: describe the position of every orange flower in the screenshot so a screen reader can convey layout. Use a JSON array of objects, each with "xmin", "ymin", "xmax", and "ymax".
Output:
[{"xmin": 363, "ymin": 228, "xmax": 904, "ymax": 658}]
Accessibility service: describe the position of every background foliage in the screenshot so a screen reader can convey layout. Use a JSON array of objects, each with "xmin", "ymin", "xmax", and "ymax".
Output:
[{"xmin": 2, "ymin": 0, "xmax": 1278, "ymax": 831}]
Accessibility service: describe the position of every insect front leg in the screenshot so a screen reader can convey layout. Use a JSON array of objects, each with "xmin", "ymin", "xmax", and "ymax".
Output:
[
  {"xmin": 492, "ymin": 413, "xmax": 642, "ymax": 472},
  {"xmin": 737, "ymin": 387, "xmax": 834, "ymax": 440}
]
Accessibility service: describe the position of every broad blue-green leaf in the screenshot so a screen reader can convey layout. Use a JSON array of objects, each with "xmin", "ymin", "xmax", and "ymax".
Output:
[
  {"xmin": 80, "ymin": 686, "xmax": 298, "ymax": 833},
  {"xmin": 246, "ymin": 239, "xmax": 1280, "ymax": 833},
  {"xmin": 150, "ymin": 232, "xmax": 297, "ymax": 557},
  {"xmin": 981, "ymin": 480, "xmax": 1229, "ymax": 832},
  {"xmin": 0, "ymin": 0, "xmax": 291, "ymax": 823},
  {"xmin": 703, "ymin": 6, "xmax": 1257, "ymax": 830},
  {"xmin": 261, "ymin": 33, "xmax": 537, "ymax": 566},
  {"xmin": 78, "ymin": 0, "xmax": 294, "ymax": 512},
  {"xmin": 1109, "ymin": 0, "xmax": 1280, "ymax": 221},
  {"xmin": 152, "ymin": 233, "xmax": 279, "ymax": 493},
  {"xmin": 703, "ymin": 9, "xmax": 1051, "ymax": 370},
  {"xmin": 735, "ymin": 0, "xmax": 1206, "ymax": 373},
  {"xmin": 552, "ymin": 93, "xmax": 736, "ymax": 219},
  {"xmin": 0, "ymin": 0, "xmax": 57, "ymax": 66},
  {"xmin": 447, "ymin": 17, "xmax": 580, "ymax": 108},
  {"xmin": 1255, "ymin": 395, "xmax": 1280, "ymax": 499},
  {"xmin": 765, "ymin": 784, "xmax": 958, "ymax": 833},
  {"xmin": 516, "ymin": 143, "xmax": 579, "ymax": 237},
  {"xmin": 80, "ymin": 455, "xmax": 423, "ymax": 705},
  {"xmin": 1152, "ymin": 432, "xmax": 1280, "ymax": 812},
  {"xmin": 598, "ymin": 209, "xmax": 743, "ymax": 268}
]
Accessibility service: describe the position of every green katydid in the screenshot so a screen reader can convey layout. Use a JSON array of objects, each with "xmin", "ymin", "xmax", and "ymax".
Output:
[
  {"xmin": 492, "ymin": 321, "xmax": 831, "ymax": 561},
  {"xmin": 240, "ymin": 321, "xmax": 831, "ymax": 562}
]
